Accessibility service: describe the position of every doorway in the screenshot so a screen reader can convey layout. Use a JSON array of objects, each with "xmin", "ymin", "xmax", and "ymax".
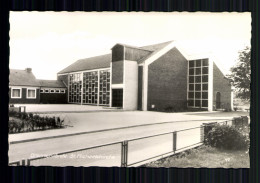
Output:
[
  {"xmin": 112, "ymin": 89, "xmax": 123, "ymax": 108},
  {"xmin": 216, "ymin": 92, "xmax": 221, "ymax": 109}
]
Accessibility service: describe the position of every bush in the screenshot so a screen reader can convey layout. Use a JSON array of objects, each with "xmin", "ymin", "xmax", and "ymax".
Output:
[
  {"xmin": 8, "ymin": 111, "xmax": 66, "ymax": 133},
  {"xmin": 204, "ymin": 124, "xmax": 249, "ymax": 150}
]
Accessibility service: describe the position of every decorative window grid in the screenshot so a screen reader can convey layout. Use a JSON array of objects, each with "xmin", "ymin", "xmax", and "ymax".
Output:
[
  {"xmin": 99, "ymin": 70, "xmax": 110, "ymax": 105},
  {"xmin": 82, "ymin": 71, "xmax": 98, "ymax": 104},
  {"xmin": 188, "ymin": 59, "xmax": 209, "ymax": 108},
  {"xmin": 68, "ymin": 74, "xmax": 82, "ymax": 103}
]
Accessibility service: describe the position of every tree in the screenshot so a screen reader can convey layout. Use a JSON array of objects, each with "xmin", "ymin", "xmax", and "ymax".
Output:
[{"xmin": 226, "ymin": 47, "xmax": 251, "ymax": 101}]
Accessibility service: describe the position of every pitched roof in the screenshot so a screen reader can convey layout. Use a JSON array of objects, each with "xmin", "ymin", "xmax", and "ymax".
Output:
[
  {"xmin": 138, "ymin": 41, "xmax": 174, "ymax": 63},
  {"xmin": 140, "ymin": 41, "xmax": 173, "ymax": 51},
  {"xmin": 58, "ymin": 54, "xmax": 111, "ymax": 74},
  {"xmin": 38, "ymin": 79, "xmax": 66, "ymax": 88},
  {"xmin": 9, "ymin": 69, "xmax": 40, "ymax": 87},
  {"xmin": 57, "ymin": 41, "xmax": 174, "ymax": 74}
]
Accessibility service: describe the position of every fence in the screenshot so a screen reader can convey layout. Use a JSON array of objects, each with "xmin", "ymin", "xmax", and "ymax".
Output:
[{"xmin": 9, "ymin": 116, "xmax": 249, "ymax": 167}]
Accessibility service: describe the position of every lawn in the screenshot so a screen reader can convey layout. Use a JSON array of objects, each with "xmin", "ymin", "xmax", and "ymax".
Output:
[{"xmin": 144, "ymin": 145, "xmax": 249, "ymax": 168}]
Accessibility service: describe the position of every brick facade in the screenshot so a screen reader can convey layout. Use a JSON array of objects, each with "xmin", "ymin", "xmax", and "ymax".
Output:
[
  {"xmin": 112, "ymin": 45, "xmax": 124, "ymax": 84},
  {"xmin": 147, "ymin": 47, "xmax": 188, "ymax": 111},
  {"xmin": 40, "ymin": 93, "xmax": 67, "ymax": 104},
  {"xmin": 213, "ymin": 62, "xmax": 232, "ymax": 110},
  {"xmin": 9, "ymin": 88, "xmax": 40, "ymax": 104}
]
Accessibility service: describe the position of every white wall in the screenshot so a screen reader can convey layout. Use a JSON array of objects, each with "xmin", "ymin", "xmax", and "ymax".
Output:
[{"xmin": 123, "ymin": 60, "xmax": 138, "ymax": 110}]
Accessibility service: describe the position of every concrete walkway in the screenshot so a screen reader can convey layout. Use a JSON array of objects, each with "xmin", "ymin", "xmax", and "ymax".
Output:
[
  {"xmin": 8, "ymin": 111, "xmax": 248, "ymax": 144},
  {"xmin": 14, "ymin": 104, "xmax": 117, "ymax": 113}
]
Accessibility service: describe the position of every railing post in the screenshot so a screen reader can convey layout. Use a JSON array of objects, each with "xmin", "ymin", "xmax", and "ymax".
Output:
[
  {"xmin": 173, "ymin": 131, "xmax": 177, "ymax": 153},
  {"xmin": 27, "ymin": 159, "xmax": 30, "ymax": 166},
  {"xmin": 121, "ymin": 141, "xmax": 128, "ymax": 167},
  {"xmin": 200, "ymin": 125, "xmax": 205, "ymax": 143},
  {"xmin": 21, "ymin": 159, "xmax": 26, "ymax": 166}
]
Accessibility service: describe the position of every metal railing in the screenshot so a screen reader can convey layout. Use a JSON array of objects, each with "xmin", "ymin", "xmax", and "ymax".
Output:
[{"xmin": 9, "ymin": 116, "xmax": 249, "ymax": 167}]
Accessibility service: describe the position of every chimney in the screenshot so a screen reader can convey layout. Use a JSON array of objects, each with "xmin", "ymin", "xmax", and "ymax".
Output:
[{"xmin": 25, "ymin": 68, "xmax": 32, "ymax": 73}]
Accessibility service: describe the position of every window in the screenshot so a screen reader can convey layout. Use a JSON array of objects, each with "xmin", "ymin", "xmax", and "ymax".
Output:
[
  {"xmin": 50, "ymin": 89, "xmax": 55, "ymax": 93},
  {"xmin": 40, "ymin": 89, "xmax": 44, "ymax": 93},
  {"xmin": 60, "ymin": 90, "xmax": 65, "ymax": 93},
  {"xmin": 27, "ymin": 89, "xmax": 36, "ymax": 99},
  {"xmin": 188, "ymin": 59, "xmax": 209, "ymax": 108},
  {"xmin": 72, "ymin": 73, "xmax": 82, "ymax": 82},
  {"xmin": 11, "ymin": 88, "xmax": 22, "ymax": 98},
  {"xmin": 55, "ymin": 89, "xmax": 60, "ymax": 93},
  {"xmin": 45, "ymin": 89, "xmax": 49, "ymax": 93}
]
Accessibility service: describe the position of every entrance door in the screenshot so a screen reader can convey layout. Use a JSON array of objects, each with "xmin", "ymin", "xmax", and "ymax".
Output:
[
  {"xmin": 216, "ymin": 92, "xmax": 221, "ymax": 109},
  {"xmin": 112, "ymin": 89, "xmax": 123, "ymax": 108}
]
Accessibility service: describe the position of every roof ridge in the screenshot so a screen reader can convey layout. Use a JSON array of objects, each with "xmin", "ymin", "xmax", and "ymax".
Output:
[
  {"xmin": 139, "ymin": 40, "xmax": 174, "ymax": 50},
  {"xmin": 114, "ymin": 43, "xmax": 152, "ymax": 52},
  {"xmin": 78, "ymin": 53, "xmax": 111, "ymax": 60}
]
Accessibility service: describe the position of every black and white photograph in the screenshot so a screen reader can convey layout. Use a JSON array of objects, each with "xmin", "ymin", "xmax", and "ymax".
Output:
[{"xmin": 8, "ymin": 12, "xmax": 251, "ymax": 168}]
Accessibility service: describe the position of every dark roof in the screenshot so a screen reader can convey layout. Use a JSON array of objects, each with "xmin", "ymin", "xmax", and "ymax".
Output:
[
  {"xmin": 112, "ymin": 43, "xmax": 152, "ymax": 52},
  {"xmin": 38, "ymin": 79, "xmax": 66, "ymax": 88},
  {"xmin": 58, "ymin": 54, "xmax": 111, "ymax": 74},
  {"xmin": 140, "ymin": 41, "xmax": 173, "ymax": 51},
  {"xmin": 58, "ymin": 41, "xmax": 174, "ymax": 74},
  {"xmin": 138, "ymin": 41, "xmax": 173, "ymax": 63},
  {"xmin": 9, "ymin": 69, "xmax": 40, "ymax": 86}
]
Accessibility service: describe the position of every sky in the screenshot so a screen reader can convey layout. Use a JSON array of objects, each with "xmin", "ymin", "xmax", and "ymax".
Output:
[{"xmin": 9, "ymin": 12, "xmax": 251, "ymax": 80}]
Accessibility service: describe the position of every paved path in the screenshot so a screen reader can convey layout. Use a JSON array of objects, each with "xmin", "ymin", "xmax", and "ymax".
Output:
[
  {"xmin": 9, "ymin": 119, "xmax": 218, "ymax": 166},
  {"xmin": 9, "ymin": 111, "xmax": 247, "ymax": 143},
  {"xmin": 14, "ymin": 104, "xmax": 117, "ymax": 113}
]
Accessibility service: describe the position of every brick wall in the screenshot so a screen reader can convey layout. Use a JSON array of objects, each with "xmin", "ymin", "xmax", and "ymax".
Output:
[
  {"xmin": 213, "ymin": 62, "xmax": 232, "ymax": 110},
  {"xmin": 112, "ymin": 45, "xmax": 124, "ymax": 62},
  {"xmin": 112, "ymin": 45, "xmax": 124, "ymax": 85},
  {"xmin": 147, "ymin": 47, "xmax": 188, "ymax": 111},
  {"xmin": 112, "ymin": 61, "xmax": 124, "ymax": 84},
  {"xmin": 9, "ymin": 88, "xmax": 40, "ymax": 104},
  {"xmin": 40, "ymin": 93, "xmax": 67, "ymax": 104}
]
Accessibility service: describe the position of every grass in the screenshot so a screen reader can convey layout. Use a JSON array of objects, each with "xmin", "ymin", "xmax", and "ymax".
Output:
[{"xmin": 144, "ymin": 145, "xmax": 249, "ymax": 168}]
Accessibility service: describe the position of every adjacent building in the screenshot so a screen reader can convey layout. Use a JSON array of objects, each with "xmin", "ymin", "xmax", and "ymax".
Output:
[
  {"xmin": 57, "ymin": 41, "xmax": 233, "ymax": 111},
  {"xmin": 9, "ymin": 68, "xmax": 67, "ymax": 104}
]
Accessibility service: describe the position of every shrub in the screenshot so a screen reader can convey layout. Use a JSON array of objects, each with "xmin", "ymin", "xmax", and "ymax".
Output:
[
  {"xmin": 56, "ymin": 117, "xmax": 64, "ymax": 128},
  {"xmin": 9, "ymin": 112, "xmax": 65, "ymax": 133},
  {"xmin": 204, "ymin": 124, "xmax": 249, "ymax": 150}
]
